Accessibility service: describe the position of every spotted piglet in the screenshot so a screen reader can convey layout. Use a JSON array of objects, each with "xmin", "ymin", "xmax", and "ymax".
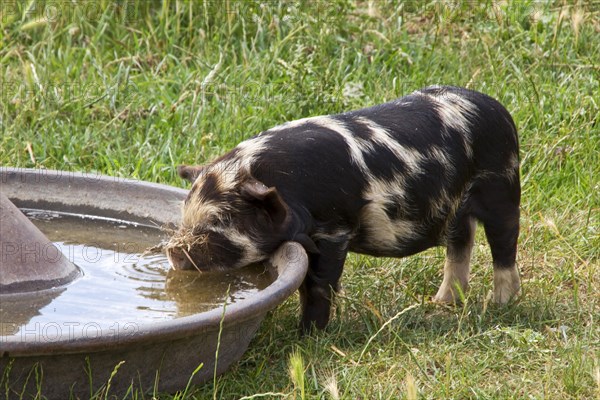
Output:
[{"xmin": 166, "ymin": 86, "xmax": 521, "ymax": 333}]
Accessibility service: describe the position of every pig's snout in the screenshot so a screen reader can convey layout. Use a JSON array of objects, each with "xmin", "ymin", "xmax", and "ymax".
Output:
[{"xmin": 166, "ymin": 248, "xmax": 194, "ymax": 270}]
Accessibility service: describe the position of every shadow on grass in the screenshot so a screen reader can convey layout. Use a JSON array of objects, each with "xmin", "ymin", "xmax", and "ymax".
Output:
[{"xmin": 303, "ymin": 292, "xmax": 562, "ymax": 352}]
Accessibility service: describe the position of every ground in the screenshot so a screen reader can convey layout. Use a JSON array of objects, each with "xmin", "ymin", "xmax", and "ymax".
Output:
[{"xmin": 1, "ymin": 1, "xmax": 598, "ymax": 399}]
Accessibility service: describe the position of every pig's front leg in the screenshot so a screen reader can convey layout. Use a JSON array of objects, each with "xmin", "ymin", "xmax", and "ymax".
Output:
[{"xmin": 299, "ymin": 238, "xmax": 348, "ymax": 334}]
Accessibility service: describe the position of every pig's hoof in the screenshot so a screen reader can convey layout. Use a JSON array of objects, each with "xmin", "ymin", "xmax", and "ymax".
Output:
[
  {"xmin": 492, "ymin": 267, "xmax": 520, "ymax": 304},
  {"xmin": 433, "ymin": 280, "xmax": 466, "ymax": 304},
  {"xmin": 432, "ymin": 291, "xmax": 455, "ymax": 304},
  {"xmin": 493, "ymin": 285, "xmax": 520, "ymax": 304},
  {"xmin": 432, "ymin": 289, "xmax": 464, "ymax": 304}
]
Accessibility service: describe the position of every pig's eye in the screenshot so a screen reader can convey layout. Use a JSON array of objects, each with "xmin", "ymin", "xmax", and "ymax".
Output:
[{"xmin": 206, "ymin": 218, "xmax": 220, "ymax": 228}]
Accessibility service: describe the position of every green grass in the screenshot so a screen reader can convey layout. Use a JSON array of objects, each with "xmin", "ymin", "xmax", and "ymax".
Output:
[{"xmin": 1, "ymin": 1, "xmax": 599, "ymax": 398}]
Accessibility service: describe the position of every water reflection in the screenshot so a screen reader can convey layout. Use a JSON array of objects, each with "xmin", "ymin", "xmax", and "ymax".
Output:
[
  {"xmin": 165, "ymin": 264, "xmax": 276, "ymax": 317},
  {"xmin": 0, "ymin": 288, "xmax": 66, "ymax": 336},
  {"xmin": 1, "ymin": 211, "xmax": 275, "ymax": 339}
]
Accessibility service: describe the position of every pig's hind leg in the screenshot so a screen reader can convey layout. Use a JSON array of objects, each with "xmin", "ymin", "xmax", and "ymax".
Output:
[
  {"xmin": 433, "ymin": 212, "xmax": 477, "ymax": 303},
  {"xmin": 471, "ymin": 176, "xmax": 521, "ymax": 303}
]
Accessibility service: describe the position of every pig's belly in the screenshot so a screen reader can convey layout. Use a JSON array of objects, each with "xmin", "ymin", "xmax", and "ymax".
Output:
[{"xmin": 349, "ymin": 216, "xmax": 446, "ymax": 258}]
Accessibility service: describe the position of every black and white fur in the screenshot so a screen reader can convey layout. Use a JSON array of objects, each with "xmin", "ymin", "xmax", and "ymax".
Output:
[{"xmin": 167, "ymin": 85, "xmax": 521, "ymax": 333}]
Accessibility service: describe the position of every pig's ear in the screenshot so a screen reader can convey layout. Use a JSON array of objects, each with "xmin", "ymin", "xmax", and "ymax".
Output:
[
  {"xmin": 177, "ymin": 165, "xmax": 203, "ymax": 183},
  {"xmin": 240, "ymin": 179, "xmax": 288, "ymax": 226}
]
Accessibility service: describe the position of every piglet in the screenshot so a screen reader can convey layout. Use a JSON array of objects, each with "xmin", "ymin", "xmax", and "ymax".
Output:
[{"xmin": 166, "ymin": 86, "xmax": 521, "ymax": 333}]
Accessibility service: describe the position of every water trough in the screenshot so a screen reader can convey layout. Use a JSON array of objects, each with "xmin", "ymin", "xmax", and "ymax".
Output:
[{"xmin": 0, "ymin": 168, "xmax": 308, "ymax": 398}]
